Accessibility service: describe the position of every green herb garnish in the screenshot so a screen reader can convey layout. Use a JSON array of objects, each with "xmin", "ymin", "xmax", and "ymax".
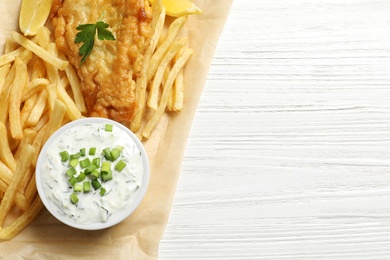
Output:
[
  {"xmin": 59, "ymin": 151, "xmax": 69, "ymax": 162},
  {"xmin": 62, "ymin": 133, "xmax": 129, "ymax": 203},
  {"xmin": 70, "ymin": 192, "xmax": 79, "ymax": 204},
  {"xmin": 74, "ymin": 14, "xmax": 116, "ymax": 63},
  {"xmin": 104, "ymin": 124, "xmax": 113, "ymax": 132}
]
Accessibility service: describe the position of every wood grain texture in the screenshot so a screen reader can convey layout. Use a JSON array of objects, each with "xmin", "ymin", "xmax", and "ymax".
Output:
[{"xmin": 159, "ymin": 0, "xmax": 390, "ymax": 259}]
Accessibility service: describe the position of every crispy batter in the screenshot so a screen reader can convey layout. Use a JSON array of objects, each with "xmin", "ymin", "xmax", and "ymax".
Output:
[{"xmin": 51, "ymin": 0, "xmax": 153, "ymax": 122}]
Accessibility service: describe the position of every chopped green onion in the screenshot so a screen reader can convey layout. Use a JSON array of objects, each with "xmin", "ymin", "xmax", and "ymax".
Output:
[
  {"xmin": 89, "ymin": 147, "xmax": 96, "ymax": 155},
  {"xmin": 76, "ymin": 171, "xmax": 86, "ymax": 182},
  {"xmin": 91, "ymin": 179, "xmax": 102, "ymax": 190},
  {"xmin": 101, "ymin": 161, "xmax": 112, "ymax": 181},
  {"xmin": 70, "ymin": 192, "xmax": 79, "ymax": 204},
  {"xmin": 115, "ymin": 160, "xmax": 127, "ymax": 172},
  {"xmin": 70, "ymin": 152, "xmax": 82, "ymax": 160},
  {"xmin": 79, "ymin": 158, "xmax": 91, "ymax": 169},
  {"xmin": 116, "ymin": 145, "xmax": 124, "ymax": 152},
  {"xmin": 74, "ymin": 183, "xmax": 83, "ymax": 192},
  {"xmin": 80, "ymin": 148, "xmax": 86, "ymax": 156},
  {"xmin": 61, "ymin": 142, "xmax": 126, "ymax": 206},
  {"xmin": 101, "ymin": 161, "xmax": 111, "ymax": 174},
  {"xmin": 105, "ymin": 124, "xmax": 113, "ymax": 132},
  {"xmin": 92, "ymin": 157, "xmax": 100, "ymax": 167},
  {"xmin": 68, "ymin": 176, "xmax": 77, "ymax": 186},
  {"xmin": 69, "ymin": 158, "xmax": 79, "ymax": 167},
  {"xmin": 66, "ymin": 167, "xmax": 77, "ymax": 177},
  {"xmin": 101, "ymin": 170, "xmax": 112, "ymax": 182},
  {"xmin": 103, "ymin": 148, "xmax": 113, "ymax": 161},
  {"xmin": 83, "ymin": 181, "xmax": 91, "ymax": 193},
  {"xmin": 110, "ymin": 148, "xmax": 121, "ymax": 161},
  {"xmin": 84, "ymin": 164, "xmax": 97, "ymax": 174},
  {"xmin": 60, "ymin": 151, "xmax": 69, "ymax": 162},
  {"xmin": 90, "ymin": 169, "xmax": 100, "ymax": 179}
]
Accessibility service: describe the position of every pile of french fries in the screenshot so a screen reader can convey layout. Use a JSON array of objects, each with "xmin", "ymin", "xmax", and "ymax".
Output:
[
  {"xmin": 131, "ymin": 0, "xmax": 193, "ymax": 139},
  {"xmin": 0, "ymin": 0, "xmax": 193, "ymax": 239},
  {"xmin": 0, "ymin": 27, "xmax": 85, "ymax": 240}
]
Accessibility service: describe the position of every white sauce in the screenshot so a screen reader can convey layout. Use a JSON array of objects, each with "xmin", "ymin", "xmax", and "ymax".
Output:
[{"xmin": 40, "ymin": 123, "xmax": 144, "ymax": 224}]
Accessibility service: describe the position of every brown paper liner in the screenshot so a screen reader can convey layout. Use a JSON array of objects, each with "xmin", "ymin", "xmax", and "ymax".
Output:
[{"xmin": 0, "ymin": 0, "xmax": 233, "ymax": 258}]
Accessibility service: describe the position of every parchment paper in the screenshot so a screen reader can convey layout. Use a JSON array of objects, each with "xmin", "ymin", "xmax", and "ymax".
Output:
[{"xmin": 0, "ymin": 0, "xmax": 233, "ymax": 258}]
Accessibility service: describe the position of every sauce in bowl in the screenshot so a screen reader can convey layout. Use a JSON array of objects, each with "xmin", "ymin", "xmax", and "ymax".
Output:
[{"xmin": 36, "ymin": 118, "xmax": 149, "ymax": 230}]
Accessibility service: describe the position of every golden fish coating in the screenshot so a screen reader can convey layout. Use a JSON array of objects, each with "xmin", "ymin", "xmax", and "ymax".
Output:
[{"xmin": 51, "ymin": 0, "xmax": 153, "ymax": 122}]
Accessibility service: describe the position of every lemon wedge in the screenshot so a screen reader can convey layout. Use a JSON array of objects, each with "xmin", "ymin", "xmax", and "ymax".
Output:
[
  {"xmin": 19, "ymin": 0, "xmax": 52, "ymax": 36},
  {"xmin": 150, "ymin": 0, "xmax": 202, "ymax": 17}
]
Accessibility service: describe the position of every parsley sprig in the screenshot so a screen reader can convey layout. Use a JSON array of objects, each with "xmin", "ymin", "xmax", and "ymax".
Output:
[{"xmin": 75, "ymin": 14, "xmax": 116, "ymax": 63}]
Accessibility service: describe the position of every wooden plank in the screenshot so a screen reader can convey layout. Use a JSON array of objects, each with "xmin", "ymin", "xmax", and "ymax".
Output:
[{"xmin": 159, "ymin": 0, "xmax": 390, "ymax": 258}]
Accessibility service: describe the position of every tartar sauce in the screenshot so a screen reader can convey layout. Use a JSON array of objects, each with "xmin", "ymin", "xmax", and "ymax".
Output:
[{"xmin": 40, "ymin": 122, "xmax": 144, "ymax": 224}]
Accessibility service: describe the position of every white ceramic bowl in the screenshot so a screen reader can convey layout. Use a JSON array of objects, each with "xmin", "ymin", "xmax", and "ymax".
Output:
[{"xmin": 36, "ymin": 117, "xmax": 150, "ymax": 230}]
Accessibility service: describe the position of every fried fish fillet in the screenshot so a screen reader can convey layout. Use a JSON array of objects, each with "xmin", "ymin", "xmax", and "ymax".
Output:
[{"xmin": 51, "ymin": 0, "xmax": 153, "ymax": 122}]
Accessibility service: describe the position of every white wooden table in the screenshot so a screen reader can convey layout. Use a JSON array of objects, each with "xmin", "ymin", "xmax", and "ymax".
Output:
[{"xmin": 159, "ymin": 0, "xmax": 390, "ymax": 259}]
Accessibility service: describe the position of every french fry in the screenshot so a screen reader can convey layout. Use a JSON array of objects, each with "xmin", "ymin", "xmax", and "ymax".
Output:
[
  {"xmin": 31, "ymin": 124, "xmax": 48, "ymax": 168},
  {"xmin": 44, "ymin": 99, "xmax": 67, "ymax": 143},
  {"xmin": 2, "ymin": 51, "xmax": 32, "ymax": 129},
  {"xmin": 21, "ymin": 78, "xmax": 50, "ymax": 102},
  {"xmin": 20, "ymin": 94, "xmax": 37, "ymax": 128},
  {"xmin": 61, "ymin": 74, "xmax": 69, "ymax": 86},
  {"xmin": 0, "ymin": 64, "xmax": 11, "ymax": 95},
  {"xmin": 9, "ymin": 58, "xmax": 28, "ymax": 140},
  {"xmin": 0, "ymin": 195, "xmax": 43, "ymax": 240},
  {"xmin": 23, "ymin": 173, "xmax": 37, "ymax": 206},
  {"xmin": 165, "ymin": 63, "xmax": 174, "ymax": 111},
  {"xmin": 147, "ymin": 37, "xmax": 188, "ymax": 110},
  {"xmin": 36, "ymin": 26, "xmax": 51, "ymax": 49},
  {"xmin": 0, "ymin": 161, "xmax": 13, "ymax": 185},
  {"xmin": 131, "ymin": 0, "xmax": 165, "ymax": 132},
  {"xmin": 0, "ymin": 178, "xmax": 9, "ymax": 194},
  {"xmin": 157, "ymin": 27, "xmax": 168, "ymax": 49},
  {"xmin": 57, "ymin": 83, "xmax": 82, "ymax": 120},
  {"xmin": 142, "ymin": 47, "xmax": 193, "ymax": 139},
  {"xmin": 147, "ymin": 15, "xmax": 188, "ymax": 82},
  {"xmin": 31, "ymin": 58, "xmax": 46, "ymax": 79},
  {"xmin": 171, "ymin": 69, "xmax": 184, "ymax": 111},
  {"xmin": 44, "ymin": 43, "xmax": 61, "ymax": 84},
  {"xmin": 172, "ymin": 47, "xmax": 186, "ymax": 112},
  {"xmin": 26, "ymin": 90, "xmax": 48, "ymax": 127},
  {"xmin": 0, "ymin": 178, "xmax": 27, "ymax": 210},
  {"xmin": 18, "ymin": 166, "xmax": 34, "ymax": 195},
  {"xmin": 46, "ymin": 83, "xmax": 57, "ymax": 116},
  {"xmin": 14, "ymin": 129, "xmax": 37, "ymax": 163},
  {"xmin": 3, "ymin": 38, "xmax": 18, "ymax": 54},
  {"xmin": 0, "ymin": 122, "xmax": 16, "ymax": 172},
  {"xmin": 12, "ymin": 31, "xmax": 68, "ymax": 70},
  {"xmin": 18, "ymin": 49, "xmax": 33, "ymax": 65},
  {"xmin": 0, "ymin": 144, "xmax": 35, "ymax": 227},
  {"xmin": 32, "ymin": 111, "xmax": 49, "ymax": 132},
  {"xmin": 0, "ymin": 48, "xmax": 24, "ymax": 67},
  {"xmin": 63, "ymin": 63, "xmax": 87, "ymax": 114},
  {"xmin": 0, "ymin": 61, "xmax": 16, "ymax": 124},
  {"xmin": 150, "ymin": 0, "xmax": 165, "ymax": 51},
  {"xmin": 8, "ymin": 131, "xmax": 20, "ymax": 152}
]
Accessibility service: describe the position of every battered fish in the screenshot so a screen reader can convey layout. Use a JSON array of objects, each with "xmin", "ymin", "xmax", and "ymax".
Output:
[{"xmin": 51, "ymin": 0, "xmax": 153, "ymax": 122}]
